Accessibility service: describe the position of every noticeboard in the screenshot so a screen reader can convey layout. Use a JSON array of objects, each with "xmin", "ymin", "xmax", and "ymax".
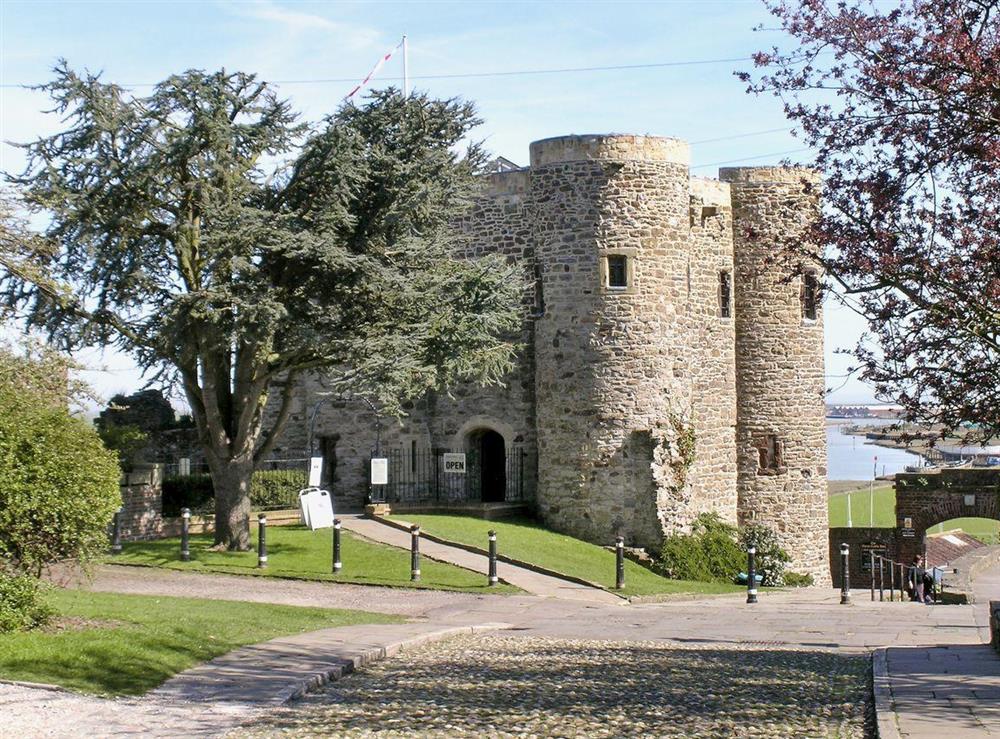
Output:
[
  {"xmin": 859, "ymin": 543, "xmax": 888, "ymax": 572},
  {"xmin": 308, "ymin": 457, "xmax": 324, "ymax": 487},
  {"xmin": 371, "ymin": 457, "xmax": 388, "ymax": 485}
]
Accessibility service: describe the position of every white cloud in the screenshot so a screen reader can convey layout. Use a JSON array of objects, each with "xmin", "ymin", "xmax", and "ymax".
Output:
[{"xmin": 222, "ymin": 0, "xmax": 383, "ymax": 52}]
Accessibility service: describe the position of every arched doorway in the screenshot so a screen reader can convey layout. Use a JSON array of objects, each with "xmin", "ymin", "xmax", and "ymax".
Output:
[{"xmin": 468, "ymin": 428, "xmax": 507, "ymax": 502}]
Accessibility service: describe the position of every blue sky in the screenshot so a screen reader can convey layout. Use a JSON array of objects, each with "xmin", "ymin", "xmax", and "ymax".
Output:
[{"xmin": 0, "ymin": 0, "xmax": 871, "ymax": 406}]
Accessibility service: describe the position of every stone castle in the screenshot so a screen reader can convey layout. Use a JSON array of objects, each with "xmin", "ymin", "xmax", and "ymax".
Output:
[{"xmin": 273, "ymin": 133, "xmax": 830, "ymax": 581}]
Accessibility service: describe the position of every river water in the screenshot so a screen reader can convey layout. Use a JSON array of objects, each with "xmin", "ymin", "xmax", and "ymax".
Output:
[{"xmin": 826, "ymin": 418, "xmax": 924, "ymax": 481}]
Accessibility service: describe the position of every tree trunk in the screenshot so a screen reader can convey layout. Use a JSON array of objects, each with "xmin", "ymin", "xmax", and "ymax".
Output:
[{"xmin": 208, "ymin": 454, "xmax": 255, "ymax": 550}]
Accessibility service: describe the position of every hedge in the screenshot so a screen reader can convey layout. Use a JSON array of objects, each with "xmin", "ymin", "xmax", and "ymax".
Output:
[{"xmin": 162, "ymin": 469, "xmax": 309, "ymax": 516}]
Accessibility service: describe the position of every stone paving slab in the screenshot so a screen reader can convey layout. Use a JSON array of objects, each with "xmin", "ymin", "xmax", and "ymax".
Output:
[
  {"xmin": 340, "ymin": 514, "xmax": 624, "ymax": 604},
  {"xmin": 877, "ymin": 566, "xmax": 1000, "ymax": 738}
]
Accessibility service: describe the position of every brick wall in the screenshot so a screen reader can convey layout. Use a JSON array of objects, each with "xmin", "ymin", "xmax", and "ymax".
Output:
[{"xmin": 828, "ymin": 527, "xmax": 899, "ymax": 589}]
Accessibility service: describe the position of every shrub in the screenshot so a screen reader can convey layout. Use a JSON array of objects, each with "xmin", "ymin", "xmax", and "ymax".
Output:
[
  {"xmin": 0, "ymin": 572, "xmax": 52, "ymax": 633},
  {"xmin": 162, "ymin": 469, "xmax": 308, "ymax": 516},
  {"xmin": 251, "ymin": 469, "xmax": 309, "ymax": 510},
  {"xmin": 739, "ymin": 523, "xmax": 791, "ymax": 587},
  {"xmin": 658, "ymin": 513, "xmax": 743, "ymax": 583},
  {"xmin": 783, "ymin": 571, "xmax": 815, "ymax": 588},
  {"xmin": 0, "ymin": 388, "xmax": 121, "ymax": 576}
]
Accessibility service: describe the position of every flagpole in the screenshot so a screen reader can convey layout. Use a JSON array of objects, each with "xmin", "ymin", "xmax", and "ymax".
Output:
[{"xmin": 402, "ymin": 35, "xmax": 409, "ymax": 96}]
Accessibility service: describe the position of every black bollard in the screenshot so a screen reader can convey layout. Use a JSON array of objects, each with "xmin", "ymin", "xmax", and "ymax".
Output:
[
  {"xmin": 181, "ymin": 507, "xmax": 191, "ymax": 562},
  {"xmin": 840, "ymin": 543, "xmax": 851, "ymax": 604},
  {"xmin": 111, "ymin": 508, "xmax": 123, "ymax": 555},
  {"xmin": 488, "ymin": 530, "xmax": 498, "ymax": 586},
  {"xmin": 332, "ymin": 518, "xmax": 342, "ymax": 574},
  {"xmin": 878, "ymin": 556, "xmax": 885, "ymax": 602},
  {"xmin": 615, "ymin": 536, "xmax": 625, "ymax": 590},
  {"xmin": 889, "ymin": 560, "xmax": 895, "ymax": 601},
  {"xmin": 258, "ymin": 514, "xmax": 268, "ymax": 569},
  {"xmin": 746, "ymin": 545, "xmax": 758, "ymax": 604},
  {"xmin": 410, "ymin": 525, "xmax": 420, "ymax": 582},
  {"xmin": 870, "ymin": 551, "xmax": 875, "ymax": 602}
]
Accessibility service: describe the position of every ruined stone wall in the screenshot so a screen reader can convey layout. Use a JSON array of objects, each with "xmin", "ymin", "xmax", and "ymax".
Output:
[
  {"xmin": 530, "ymin": 134, "xmax": 696, "ymax": 550},
  {"xmin": 722, "ymin": 166, "xmax": 830, "ymax": 583},
  {"xmin": 685, "ymin": 177, "xmax": 738, "ymax": 524}
]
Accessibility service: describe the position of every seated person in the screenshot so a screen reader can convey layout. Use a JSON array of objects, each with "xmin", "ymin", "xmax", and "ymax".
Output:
[{"xmin": 908, "ymin": 555, "xmax": 934, "ymax": 604}]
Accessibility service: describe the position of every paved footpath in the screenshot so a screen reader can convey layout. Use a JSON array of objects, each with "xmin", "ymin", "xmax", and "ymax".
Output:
[
  {"xmin": 879, "ymin": 566, "xmax": 1000, "ymax": 738},
  {"xmin": 339, "ymin": 514, "xmax": 624, "ymax": 604},
  {"xmin": 11, "ymin": 559, "xmax": 1000, "ymax": 737}
]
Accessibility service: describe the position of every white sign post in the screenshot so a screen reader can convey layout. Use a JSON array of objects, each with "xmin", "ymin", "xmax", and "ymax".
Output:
[
  {"xmin": 308, "ymin": 457, "xmax": 324, "ymax": 487},
  {"xmin": 371, "ymin": 458, "xmax": 388, "ymax": 486},
  {"xmin": 443, "ymin": 452, "xmax": 466, "ymax": 474}
]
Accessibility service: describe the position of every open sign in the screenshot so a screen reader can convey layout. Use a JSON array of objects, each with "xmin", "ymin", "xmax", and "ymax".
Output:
[{"xmin": 443, "ymin": 453, "xmax": 466, "ymax": 474}]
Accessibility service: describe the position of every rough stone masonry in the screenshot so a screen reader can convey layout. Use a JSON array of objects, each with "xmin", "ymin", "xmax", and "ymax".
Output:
[{"xmin": 268, "ymin": 134, "xmax": 829, "ymax": 582}]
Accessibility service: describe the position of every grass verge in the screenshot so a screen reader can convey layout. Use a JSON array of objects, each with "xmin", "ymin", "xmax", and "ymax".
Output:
[
  {"xmin": 828, "ymin": 485, "xmax": 896, "ymax": 527},
  {"xmin": 0, "ymin": 589, "xmax": 399, "ymax": 696},
  {"xmin": 112, "ymin": 525, "xmax": 520, "ymax": 594},
  {"xmin": 393, "ymin": 514, "xmax": 744, "ymax": 598}
]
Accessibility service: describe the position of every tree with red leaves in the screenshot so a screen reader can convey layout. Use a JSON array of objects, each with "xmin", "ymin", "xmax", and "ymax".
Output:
[{"xmin": 743, "ymin": 0, "xmax": 1000, "ymax": 439}]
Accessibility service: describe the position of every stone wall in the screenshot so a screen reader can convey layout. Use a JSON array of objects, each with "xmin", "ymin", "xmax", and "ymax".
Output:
[
  {"xmin": 530, "ymin": 134, "xmax": 696, "ymax": 550},
  {"xmin": 119, "ymin": 463, "xmax": 164, "ymax": 541},
  {"xmin": 723, "ymin": 166, "xmax": 829, "ymax": 583},
  {"xmin": 685, "ymin": 177, "xmax": 738, "ymax": 524}
]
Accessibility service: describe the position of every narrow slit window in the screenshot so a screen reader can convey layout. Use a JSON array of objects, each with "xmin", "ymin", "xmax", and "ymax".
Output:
[
  {"xmin": 607, "ymin": 255, "xmax": 628, "ymax": 288},
  {"xmin": 410, "ymin": 439, "xmax": 417, "ymax": 474},
  {"xmin": 719, "ymin": 271, "xmax": 732, "ymax": 318},
  {"xmin": 802, "ymin": 272, "xmax": 819, "ymax": 320},
  {"xmin": 533, "ymin": 263, "xmax": 545, "ymax": 316}
]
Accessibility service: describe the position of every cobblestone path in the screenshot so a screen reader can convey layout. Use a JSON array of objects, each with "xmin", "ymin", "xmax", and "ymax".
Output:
[{"xmin": 233, "ymin": 634, "xmax": 872, "ymax": 738}]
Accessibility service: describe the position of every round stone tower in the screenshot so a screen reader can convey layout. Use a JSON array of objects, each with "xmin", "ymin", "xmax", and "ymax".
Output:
[
  {"xmin": 530, "ymin": 134, "xmax": 694, "ymax": 550},
  {"xmin": 719, "ymin": 166, "xmax": 829, "ymax": 583}
]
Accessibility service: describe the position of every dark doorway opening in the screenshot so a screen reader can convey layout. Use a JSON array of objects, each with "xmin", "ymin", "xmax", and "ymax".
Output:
[{"xmin": 478, "ymin": 430, "xmax": 507, "ymax": 502}]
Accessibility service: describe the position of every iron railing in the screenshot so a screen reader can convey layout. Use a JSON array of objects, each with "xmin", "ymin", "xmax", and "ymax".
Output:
[{"xmin": 369, "ymin": 447, "xmax": 530, "ymax": 505}]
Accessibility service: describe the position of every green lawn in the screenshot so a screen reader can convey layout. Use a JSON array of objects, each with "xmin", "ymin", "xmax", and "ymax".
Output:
[
  {"xmin": 828, "ymin": 485, "xmax": 896, "ymax": 527},
  {"xmin": 394, "ymin": 514, "xmax": 744, "ymax": 598},
  {"xmin": 113, "ymin": 525, "xmax": 519, "ymax": 594},
  {"xmin": 0, "ymin": 589, "xmax": 398, "ymax": 696}
]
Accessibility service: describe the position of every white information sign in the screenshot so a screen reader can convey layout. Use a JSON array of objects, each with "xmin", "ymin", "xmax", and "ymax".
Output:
[
  {"xmin": 178, "ymin": 458, "xmax": 191, "ymax": 477},
  {"xmin": 308, "ymin": 457, "xmax": 324, "ymax": 487},
  {"xmin": 443, "ymin": 453, "xmax": 467, "ymax": 474},
  {"xmin": 371, "ymin": 457, "xmax": 388, "ymax": 485},
  {"xmin": 298, "ymin": 487, "xmax": 335, "ymax": 530}
]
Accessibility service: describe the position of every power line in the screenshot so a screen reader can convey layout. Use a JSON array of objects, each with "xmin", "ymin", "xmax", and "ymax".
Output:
[
  {"xmin": 0, "ymin": 54, "xmax": 756, "ymax": 89},
  {"xmin": 690, "ymin": 147, "xmax": 813, "ymax": 170},
  {"xmin": 689, "ymin": 127, "xmax": 792, "ymax": 145}
]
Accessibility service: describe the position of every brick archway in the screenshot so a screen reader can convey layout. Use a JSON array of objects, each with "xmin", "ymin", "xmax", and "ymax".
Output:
[{"xmin": 894, "ymin": 469, "xmax": 1000, "ymax": 565}]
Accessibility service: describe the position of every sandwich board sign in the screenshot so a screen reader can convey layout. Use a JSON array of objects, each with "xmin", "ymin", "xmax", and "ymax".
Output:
[
  {"xmin": 443, "ymin": 453, "xmax": 466, "ymax": 474},
  {"xmin": 298, "ymin": 487, "xmax": 334, "ymax": 530},
  {"xmin": 371, "ymin": 457, "xmax": 388, "ymax": 485},
  {"xmin": 308, "ymin": 457, "xmax": 324, "ymax": 487}
]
